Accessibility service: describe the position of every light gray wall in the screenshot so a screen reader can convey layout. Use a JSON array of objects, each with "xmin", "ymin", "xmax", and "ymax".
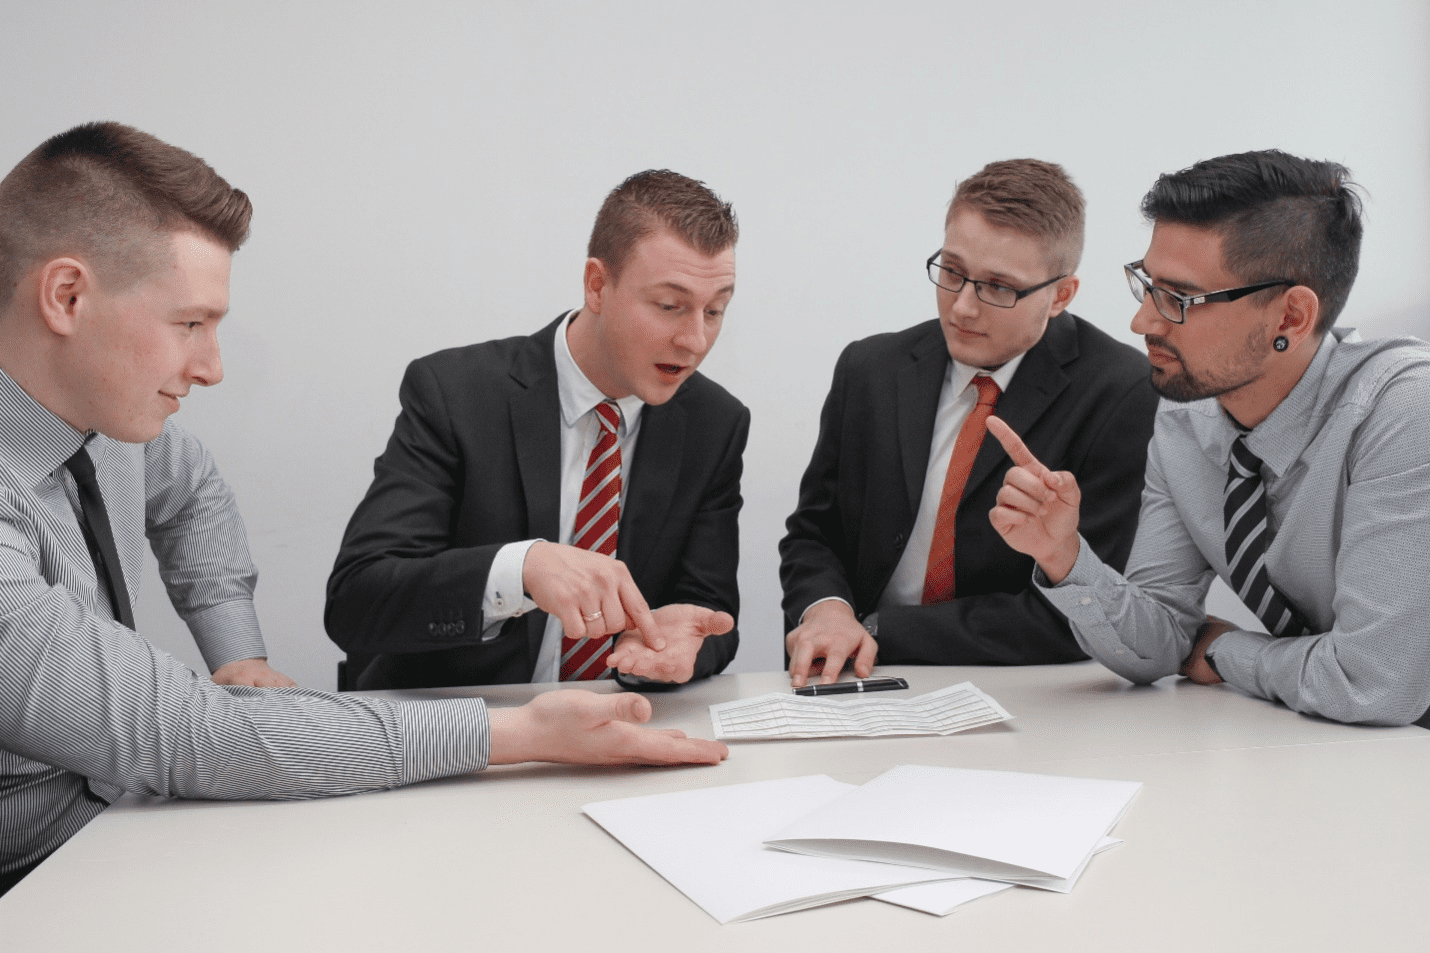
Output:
[{"xmin": 3, "ymin": 0, "xmax": 1426, "ymax": 687}]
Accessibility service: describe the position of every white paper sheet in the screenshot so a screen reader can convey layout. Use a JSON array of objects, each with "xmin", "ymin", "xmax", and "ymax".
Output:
[
  {"xmin": 766, "ymin": 764, "xmax": 1141, "ymax": 882},
  {"xmin": 873, "ymin": 878, "xmax": 1013, "ymax": 916},
  {"xmin": 709, "ymin": 681, "xmax": 1012, "ymax": 740},
  {"xmin": 583, "ymin": 775, "xmax": 961, "ymax": 924}
]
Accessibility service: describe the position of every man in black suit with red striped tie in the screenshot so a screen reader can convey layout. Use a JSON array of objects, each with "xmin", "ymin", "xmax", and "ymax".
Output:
[{"xmin": 327, "ymin": 170, "xmax": 748, "ymax": 690}]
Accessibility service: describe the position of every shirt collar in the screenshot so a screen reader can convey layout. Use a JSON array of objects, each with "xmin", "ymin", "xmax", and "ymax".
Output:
[
  {"xmin": 948, "ymin": 352, "xmax": 1025, "ymax": 396},
  {"xmin": 1245, "ymin": 330, "xmax": 1341, "ymax": 477},
  {"xmin": 553, "ymin": 310, "xmax": 645, "ymax": 434},
  {"xmin": 1192, "ymin": 331, "xmax": 1342, "ymax": 478},
  {"xmin": 0, "ymin": 366, "xmax": 89, "ymax": 490}
]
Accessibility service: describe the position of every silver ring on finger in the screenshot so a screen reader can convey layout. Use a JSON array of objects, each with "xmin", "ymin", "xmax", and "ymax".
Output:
[{"xmin": 582, "ymin": 609, "xmax": 604, "ymax": 623}]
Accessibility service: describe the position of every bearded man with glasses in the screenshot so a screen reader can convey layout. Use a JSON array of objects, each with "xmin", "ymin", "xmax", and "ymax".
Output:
[
  {"xmin": 780, "ymin": 159, "xmax": 1157, "ymax": 688},
  {"xmin": 989, "ymin": 150, "xmax": 1430, "ymax": 727}
]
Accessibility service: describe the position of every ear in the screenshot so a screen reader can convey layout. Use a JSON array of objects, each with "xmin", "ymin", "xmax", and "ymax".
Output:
[
  {"xmin": 1277, "ymin": 285, "xmax": 1320, "ymax": 350},
  {"xmin": 36, "ymin": 257, "xmax": 90, "ymax": 337},
  {"xmin": 583, "ymin": 257, "xmax": 610, "ymax": 315},
  {"xmin": 1047, "ymin": 275, "xmax": 1080, "ymax": 318}
]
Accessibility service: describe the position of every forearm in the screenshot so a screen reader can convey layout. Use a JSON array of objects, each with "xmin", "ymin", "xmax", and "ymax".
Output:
[
  {"xmin": 144, "ymin": 421, "xmax": 268, "ymax": 670},
  {"xmin": 0, "ymin": 582, "xmax": 488, "ymax": 800},
  {"xmin": 876, "ymin": 587, "xmax": 1086, "ymax": 666},
  {"xmin": 325, "ymin": 541, "xmax": 501, "ymax": 654},
  {"xmin": 1038, "ymin": 536, "xmax": 1210, "ymax": 683}
]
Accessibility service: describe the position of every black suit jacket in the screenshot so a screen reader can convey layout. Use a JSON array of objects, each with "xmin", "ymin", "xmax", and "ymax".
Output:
[
  {"xmin": 326, "ymin": 316, "xmax": 749, "ymax": 688},
  {"xmin": 779, "ymin": 313, "xmax": 1157, "ymax": 665}
]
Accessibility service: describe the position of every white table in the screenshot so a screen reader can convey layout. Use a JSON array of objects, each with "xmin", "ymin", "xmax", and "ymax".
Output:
[{"xmin": 2, "ymin": 663, "xmax": 1425, "ymax": 951}]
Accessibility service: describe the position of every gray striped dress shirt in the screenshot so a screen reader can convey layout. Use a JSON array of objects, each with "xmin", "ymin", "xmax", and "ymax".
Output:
[
  {"xmin": 1040, "ymin": 328, "xmax": 1430, "ymax": 726},
  {"xmin": 0, "ymin": 368, "xmax": 490, "ymax": 878}
]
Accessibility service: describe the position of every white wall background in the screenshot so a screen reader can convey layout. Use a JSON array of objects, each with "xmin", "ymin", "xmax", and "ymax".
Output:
[{"xmin": 2, "ymin": 0, "xmax": 1426, "ymax": 688}]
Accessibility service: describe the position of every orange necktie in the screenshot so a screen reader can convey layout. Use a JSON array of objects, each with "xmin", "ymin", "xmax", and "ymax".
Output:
[{"xmin": 921, "ymin": 375, "xmax": 1001, "ymax": 605}]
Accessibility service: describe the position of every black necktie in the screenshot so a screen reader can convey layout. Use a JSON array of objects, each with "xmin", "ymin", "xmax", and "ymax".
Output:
[
  {"xmin": 64, "ymin": 446, "xmax": 135, "ymax": 629},
  {"xmin": 1223, "ymin": 436, "xmax": 1309, "ymax": 638}
]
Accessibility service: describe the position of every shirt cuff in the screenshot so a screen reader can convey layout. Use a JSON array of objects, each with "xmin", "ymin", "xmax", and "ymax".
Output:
[
  {"xmin": 186, "ymin": 599, "xmax": 269, "ymax": 672},
  {"xmin": 483, "ymin": 540, "xmax": 541, "ymax": 640},
  {"xmin": 1034, "ymin": 536, "xmax": 1176, "ymax": 683},
  {"xmin": 395, "ymin": 696, "xmax": 491, "ymax": 783},
  {"xmin": 799, "ymin": 595, "xmax": 854, "ymax": 625},
  {"xmin": 1203, "ymin": 627, "xmax": 1274, "ymax": 694}
]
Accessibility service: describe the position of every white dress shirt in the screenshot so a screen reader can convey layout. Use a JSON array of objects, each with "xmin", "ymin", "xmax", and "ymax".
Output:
[{"xmin": 481, "ymin": 310, "xmax": 645, "ymax": 681}]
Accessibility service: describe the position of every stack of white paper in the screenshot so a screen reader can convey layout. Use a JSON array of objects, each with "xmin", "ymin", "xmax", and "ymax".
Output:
[
  {"xmin": 709, "ymin": 681, "xmax": 1012, "ymax": 740},
  {"xmin": 583, "ymin": 776, "xmax": 955, "ymax": 923},
  {"xmin": 583, "ymin": 765, "xmax": 1140, "ymax": 924},
  {"xmin": 767, "ymin": 765, "xmax": 1140, "ymax": 888}
]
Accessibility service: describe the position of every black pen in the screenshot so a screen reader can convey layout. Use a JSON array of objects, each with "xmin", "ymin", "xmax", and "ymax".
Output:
[{"xmin": 793, "ymin": 676, "xmax": 909, "ymax": 697}]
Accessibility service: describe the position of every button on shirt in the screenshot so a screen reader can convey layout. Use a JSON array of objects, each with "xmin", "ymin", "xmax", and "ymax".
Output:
[
  {"xmin": 1039, "ymin": 329, "xmax": 1430, "ymax": 726},
  {"xmin": 0, "ymin": 368, "xmax": 490, "ymax": 876},
  {"xmin": 480, "ymin": 310, "xmax": 645, "ymax": 682}
]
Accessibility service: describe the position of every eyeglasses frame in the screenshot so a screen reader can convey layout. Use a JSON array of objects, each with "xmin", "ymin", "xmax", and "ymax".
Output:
[
  {"xmin": 925, "ymin": 253, "xmax": 1067, "ymax": 309},
  {"xmin": 1124, "ymin": 259, "xmax": 1294, "ymax": 325}
]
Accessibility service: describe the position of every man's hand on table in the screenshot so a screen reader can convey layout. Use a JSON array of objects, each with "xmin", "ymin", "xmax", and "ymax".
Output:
[
  {"xmin": 1180, "ymin": 616, "xmax": 1233, "ymax": 685},
  {"xmin": 786, "ymin": 599, "xmax": 877, "ymax": 689},
  {"xmin": 986, "ymin": 417, "xmax": 1083, "ymax": 584},
  {"xmin": 211, "ymin": 657, "xmax": 297, "ymax": 688},
  {"xmin": 522, "ymin": 541, "xmax": 662, "ymax": 647},
  {"xmin": 487, "ymin": 689, "xmax": 729, "ymax": 766},
  {"xmin": 607, "ymin": 604, "xmax": 733, "ymax": 683}
]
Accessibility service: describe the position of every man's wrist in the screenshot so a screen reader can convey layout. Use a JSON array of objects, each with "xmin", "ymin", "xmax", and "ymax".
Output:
[{"xmin": 1038, "ymin": 536, "xmax": 1081, "ymax": 586}]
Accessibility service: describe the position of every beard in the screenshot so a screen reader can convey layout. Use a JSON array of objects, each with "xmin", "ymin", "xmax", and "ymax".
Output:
[{"xmin": 1145, "ymin": 325, "xmax": 1269, "ymax": 403}]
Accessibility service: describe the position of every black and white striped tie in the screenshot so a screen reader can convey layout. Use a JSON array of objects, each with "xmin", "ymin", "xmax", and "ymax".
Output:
[{"xmin": 1223, "ymin": 436, "xmax": 1310, "ymax": 638}]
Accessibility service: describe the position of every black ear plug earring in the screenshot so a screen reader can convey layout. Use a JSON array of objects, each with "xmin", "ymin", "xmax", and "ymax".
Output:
[{"xmin": 1273, "ymin": 336, "xmax": 1289, "ymax": 352}]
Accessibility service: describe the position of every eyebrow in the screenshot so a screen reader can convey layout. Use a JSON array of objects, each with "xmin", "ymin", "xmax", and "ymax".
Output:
[
  {"xmin": 1141, "ymin": 261, "xmax": 1208, "ymax": 296},
  {"xmin": 652, "ymin": 281, "xmax": 735, "ymax": 297},
  {"xmin": 175, "ymin": 306, "xmax": 228, "ymax": 320},
  {"xmin": 938, "ymin": 253, "xmax": 1024, "ymax": 286}
]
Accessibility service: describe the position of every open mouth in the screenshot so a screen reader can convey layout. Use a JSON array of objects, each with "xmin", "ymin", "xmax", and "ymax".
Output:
[{"xmin": 657, "ymin": 364, "xmax": 685, "ymax": 376}]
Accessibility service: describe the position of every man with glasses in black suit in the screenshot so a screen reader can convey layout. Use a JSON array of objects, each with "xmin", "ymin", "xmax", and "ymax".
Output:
[{"xmin": 780, "ymin": 158, "xmax": 1157, "ymax": 688}]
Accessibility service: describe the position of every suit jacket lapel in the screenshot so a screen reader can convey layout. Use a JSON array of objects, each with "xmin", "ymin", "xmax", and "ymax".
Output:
[
  {"xmin": 510, "ymin": 321, "xmax": 563, "ymax": 556},
  {"xmin": 621, "ymin": 398, "xmax": 684, "ymax": 583},
  {"xmin": 964, "ymin": 312, "xmax": 1076, "ymax": 499},
  {"xmin": 896, "ymin": 325, "xmax": 950, "ymax": 516}
]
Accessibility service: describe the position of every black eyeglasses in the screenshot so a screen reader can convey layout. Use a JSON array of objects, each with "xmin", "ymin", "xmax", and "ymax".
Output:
[
  {"xmin": 1124, "ymin": 260, "xmax": 1293, "ymax": 325},
  {"xmin": 926, "ymin": 253, "xmax": 1065, "ymax": 309}
]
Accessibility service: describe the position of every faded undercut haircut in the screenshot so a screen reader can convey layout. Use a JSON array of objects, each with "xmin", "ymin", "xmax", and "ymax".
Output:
[
  {"xmin": 947, "ymin": 159, "xmax": 1086, "ymax": 275},
  {"xmin": 0, "ymin": 121, "xmax": 252, "ymax": 313},
  {"xmin": 1140, "ymin": 150, "xmax": 1363, "ymax": 334},
  {"xmin": 587, "ymin": 170, "xmax": 738, "ymax": 282}
]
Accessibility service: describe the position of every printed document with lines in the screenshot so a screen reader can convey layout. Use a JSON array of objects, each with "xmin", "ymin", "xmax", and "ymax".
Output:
[{"xmin": 709, "ymin": 681, "xmax": 1011, "ymax": 741}]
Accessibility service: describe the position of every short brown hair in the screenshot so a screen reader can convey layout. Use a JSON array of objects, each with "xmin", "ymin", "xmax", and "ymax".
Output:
[
  {"xmin": 0, "ymin": 121, "xmax": 252, "ymax": 312},
  {"xmin": 947, "ymin": 158, "xmax": 1085, "ymax": 274},
  {"xmin": 587, "ymin": 170, "xmax": 738, "ymax": 281}
]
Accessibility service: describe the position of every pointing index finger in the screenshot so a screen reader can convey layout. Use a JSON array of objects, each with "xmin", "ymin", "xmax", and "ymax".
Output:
[{"xmin": 986, "ymin": 416, "xmax": 1047, "ymax": 474}]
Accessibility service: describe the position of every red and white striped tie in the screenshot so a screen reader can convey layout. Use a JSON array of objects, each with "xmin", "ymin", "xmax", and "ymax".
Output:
[{"xmin": 561, "ymin": 399, "xmax": 622, "ymax": 680}]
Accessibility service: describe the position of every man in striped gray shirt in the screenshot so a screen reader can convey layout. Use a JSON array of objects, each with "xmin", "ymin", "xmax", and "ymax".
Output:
[
  {"xmin": 0, "ymin": 122, "xmax": 727, "ymax": 895},
  {"xmin": 987, "ymin": 150, "xmax": 1430, "ymax": 727}
]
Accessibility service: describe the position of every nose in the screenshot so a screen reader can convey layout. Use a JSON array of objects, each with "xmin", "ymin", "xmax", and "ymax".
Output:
[
  {"xmin": 1129, "ymin": 293, "xmax": 1167, "ymax": 337},
  {"xmin": 948, "ymin": 280, "xmax": 982, "ymax": 319},
  {"xmin": 673, "ymin": 312, "xmax": 713, "ymax": 356},
  {"xmin": 187, "ymin": 330, "xmax": 224, "ymax": 387}
]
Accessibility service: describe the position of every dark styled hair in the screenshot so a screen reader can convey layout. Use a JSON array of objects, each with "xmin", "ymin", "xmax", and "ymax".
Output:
[
  {"xmin": 947, "ymin": 158, "xmax": 1085, "ymax": 274},
  {"xmin": 587, "ymin": 170, "xmax": 738, "ymax": 281},
  {"xmin": 1140, "ymin": 150, "xmax": 1363, "ymax": 333},
  {"xmin": 0, "ymin": 121, "xmax": 252, "ymax": 311}
]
